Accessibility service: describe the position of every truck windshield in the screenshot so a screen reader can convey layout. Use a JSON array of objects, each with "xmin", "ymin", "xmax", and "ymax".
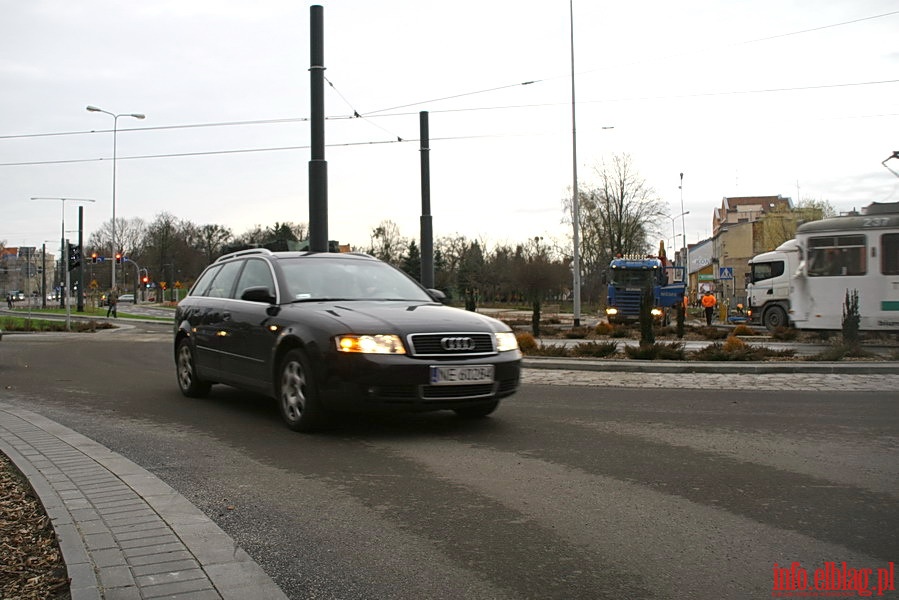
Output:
[
  {"xmin": 610, "ymin": 270, "xmax": 655, "ymax": 287},
  {"xmin": 750, "ymin": 261, "xmax": 784, "ymax": 283}
]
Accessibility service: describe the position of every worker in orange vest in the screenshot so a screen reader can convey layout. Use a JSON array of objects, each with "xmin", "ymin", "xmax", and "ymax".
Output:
[{"xmin": 701, "ymin": 290, "xmax": 717, "ymax": 326}]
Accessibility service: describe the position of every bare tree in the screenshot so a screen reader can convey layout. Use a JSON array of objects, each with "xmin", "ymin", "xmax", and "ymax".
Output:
[
  {"xmin": 563, "ymin": 153, "xmax": 665, "ymax": 302},
  {"xmin": 367, "ymin": 220, "xmax": 407, "ymax": 266},
  {"xmin": 195, "ymin": 224, "xmax": 233, "ymax": 263},
  {"xmin": 513, "ymin": 237, "xmax": 568, "ymax": 336},
  {"xmin": 86, "ymin": 217, "xmax": 147, "ymax": 258},
  {"xmin": 754, "ymin": 197, "xmax": 837, "ymax": 253}
]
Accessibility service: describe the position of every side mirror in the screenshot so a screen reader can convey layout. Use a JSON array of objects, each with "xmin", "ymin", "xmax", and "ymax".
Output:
[
  {"xmin": 427, "ymin": 288, "xmax": 448, "ymax": 304},
  {"xmin": 794, "ymin": 260, "xmax": 807, "ymax": 278},
  {"xmin": 240, "ymin": 286, "xmax": 276, "ymax": 304}
]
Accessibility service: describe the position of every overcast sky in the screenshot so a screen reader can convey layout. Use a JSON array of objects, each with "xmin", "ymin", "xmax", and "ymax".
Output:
[{"xmin": 1, "ymin": 0, "xmax": 897, "ymax": 257}]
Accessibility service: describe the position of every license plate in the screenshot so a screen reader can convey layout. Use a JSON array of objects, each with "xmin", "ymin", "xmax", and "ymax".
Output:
[{"xmin": 430, "ymin": 365, "xmax": 494, "ymax": 386}]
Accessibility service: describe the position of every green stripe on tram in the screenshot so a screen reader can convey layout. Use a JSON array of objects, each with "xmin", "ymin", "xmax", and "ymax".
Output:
[{"xmin": 882, "ymin": 301, "xmax": 899, "ymax": 311}]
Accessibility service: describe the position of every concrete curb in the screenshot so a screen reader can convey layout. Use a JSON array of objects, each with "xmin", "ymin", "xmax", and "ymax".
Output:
[{"xmin": 523, "ymin": 356, "xmax": 899, "ymax": 374}]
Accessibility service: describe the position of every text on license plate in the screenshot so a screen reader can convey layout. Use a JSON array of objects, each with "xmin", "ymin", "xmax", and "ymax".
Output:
[{"xmin": 430, "ymin": 365, "xmax": 494, "ymax": 386}]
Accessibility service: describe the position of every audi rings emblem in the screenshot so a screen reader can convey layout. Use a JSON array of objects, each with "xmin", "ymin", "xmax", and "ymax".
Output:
[{"xmin": 440, "ymin": 336, "xmax": 475, "ymax": 351}]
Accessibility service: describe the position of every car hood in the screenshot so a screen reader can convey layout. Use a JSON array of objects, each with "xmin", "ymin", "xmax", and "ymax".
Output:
[{"xmin": 283, "ymin": 300, "xmax": 509, "ymax": 334}]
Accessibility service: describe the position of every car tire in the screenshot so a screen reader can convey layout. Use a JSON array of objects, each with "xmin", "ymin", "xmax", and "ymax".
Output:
[
  {"xmin": 278, "ymin": 349, "xmax": 325, "ymax": 432},
  {"xmin": 763, "ymin": 305, "xmax": 788, "ymax": 331},
  {"xmin": 454, "ymin": 400, "xmax": 500, "ymax": 419},
  {"xmin": 176, "ymin": 338, "xmax": 212, "ymax": 398}
]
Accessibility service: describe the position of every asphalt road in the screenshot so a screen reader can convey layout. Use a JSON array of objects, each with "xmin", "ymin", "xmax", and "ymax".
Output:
[{"xmin": 1, "ymin": 323, "xmax": 896, "ymax": 599}]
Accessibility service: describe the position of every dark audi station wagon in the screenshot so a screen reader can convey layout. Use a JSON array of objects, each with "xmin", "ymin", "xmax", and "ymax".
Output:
[{"xmin": 174, "ymin": 249, "xmax": 521, "ymax": 431}]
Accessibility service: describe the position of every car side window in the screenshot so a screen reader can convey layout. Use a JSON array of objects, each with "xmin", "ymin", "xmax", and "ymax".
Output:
[
  {"xmin": 206, "ymin": 260, "xmax": 244, "ymax": 298},
  {"xmin": 234, "ymin": 258, "xmax": 276, "ymax": 300},
  {"xmin": 190, "ymin": 265, "xmax": 221, "ymax": 297}
]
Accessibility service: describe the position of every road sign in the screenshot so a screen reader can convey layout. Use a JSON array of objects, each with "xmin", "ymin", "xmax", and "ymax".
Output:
[
  {"xmin": 718, "ymin": 267, "xmax": 734, "ymax": 280},
  {"xmin": 698, "ymin": 274, "xmax": 715, "ymax": 281}
]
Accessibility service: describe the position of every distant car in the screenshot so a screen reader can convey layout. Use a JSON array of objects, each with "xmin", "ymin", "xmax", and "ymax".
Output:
[
  {"xmin": 174, "ymin": 249, "xmax": 522, "ymax": 432},
  {"xmin": 118, "ymin": 294, "xmax": 135, "ymax": 303}
]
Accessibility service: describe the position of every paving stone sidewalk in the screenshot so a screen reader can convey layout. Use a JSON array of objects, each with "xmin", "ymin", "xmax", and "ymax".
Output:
[{"xmin": 0, "ymin": 403, "xmax": 287, "ymax": 600}]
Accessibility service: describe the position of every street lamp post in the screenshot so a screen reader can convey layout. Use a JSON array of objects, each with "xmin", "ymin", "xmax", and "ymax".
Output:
[
  {"xmin": 569, "ymin": 0, "xmax": 582, "ymax": 327},
  {"xmin": 669, "ymin": 211, "xmax": 689, "ymax": 265},
  {"xmin": 31, "ymin": 197, "xmax": 95, "ymax": 330},
  {"xmin": 679, "ymin": 173, "xmax": 689, "ymax": 293},
  {"xmin": 86, "ymin": 105, "xmax": 145, "ymax": 292}
]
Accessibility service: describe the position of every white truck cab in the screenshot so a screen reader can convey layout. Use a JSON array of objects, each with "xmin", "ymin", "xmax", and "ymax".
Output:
[{"xmin": 746, "ymin": 239, "xmax": 800, "ymax": 330}]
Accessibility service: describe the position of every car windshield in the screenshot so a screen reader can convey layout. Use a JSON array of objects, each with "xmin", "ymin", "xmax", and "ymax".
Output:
[{"xmin": 280, "ymin": 257, "xmax": 434, "ymax": 302}]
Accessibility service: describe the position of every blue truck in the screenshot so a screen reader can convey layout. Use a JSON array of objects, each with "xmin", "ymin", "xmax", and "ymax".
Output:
[{"xmin": 605, "ymin": 255, "xmax": 686, "ymax": 325}]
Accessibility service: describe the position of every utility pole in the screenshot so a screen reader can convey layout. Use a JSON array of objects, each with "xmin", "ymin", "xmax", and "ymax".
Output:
[
  {"xmin": 419, "ymin": 111, "xmax": 434, "ymax": 289},
  {"xmin": 308, "ymin": 5, "xmax": 328, "ymax": 252}
]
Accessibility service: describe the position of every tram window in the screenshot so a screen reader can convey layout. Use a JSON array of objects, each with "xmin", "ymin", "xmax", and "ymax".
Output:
[
  {"xmin": 807, "ymin": 235, "xmax": 866, "ymax": 277},
  {"xmin": 883, "ymin": 233, "xmax": 899, "ymax": 275}
]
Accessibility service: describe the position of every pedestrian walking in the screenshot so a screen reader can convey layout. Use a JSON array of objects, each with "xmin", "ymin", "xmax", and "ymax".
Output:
[
  {"xmin": 106, "ymin": 289, "xmax": 118, "ymax": 318},
  {"xmin": 701, "ymin": 290, "xmax": 717, "ymax": 326},
  {"xmin": 6, "ymin": 294, "xmax": 11, "ymax": 309}
]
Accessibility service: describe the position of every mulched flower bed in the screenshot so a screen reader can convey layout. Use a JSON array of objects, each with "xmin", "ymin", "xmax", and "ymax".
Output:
[{"xmin": 0, "ymin": 452, "xmax": 70, "ymax": 600}]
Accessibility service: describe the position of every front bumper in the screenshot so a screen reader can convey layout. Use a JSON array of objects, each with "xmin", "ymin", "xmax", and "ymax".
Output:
[{"xmin": 317, "ymin": 351, "xmax": 522, "ymax": 412}]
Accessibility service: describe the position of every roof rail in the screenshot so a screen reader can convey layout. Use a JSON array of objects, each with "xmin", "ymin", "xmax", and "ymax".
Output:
[{"xmin": 215, "ymin": 247, "xmax": 274, "ymax": 263}]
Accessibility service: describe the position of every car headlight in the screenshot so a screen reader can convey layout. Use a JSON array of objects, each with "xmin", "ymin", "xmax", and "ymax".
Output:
[
  {"xmin": 336, "ymin": 334, "xmax": 406, "ymax": 354},
  {"xmin": 651, "ymin": 308, "xmax": 663, "ymax": 317},
  {"xmin": 605, "ymin": 307, "xmax": 618, "ymax": 315},
  {"xmin": 495, "ymin": 331, "xmax": 519, "ymax": 352}
]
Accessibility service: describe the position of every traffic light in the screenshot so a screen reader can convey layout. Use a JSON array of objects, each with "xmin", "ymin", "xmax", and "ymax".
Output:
[
  {"xmin": 67, "ymin": 243, "xmax": 82, "ymax": 272},
  {"xmin": 141, "ymin": 275, "xmax": 149, "ymax": 286},
  {"xmin": 115, "ymin": 252, "xmax": 122, "ymax": 264},
  {"xmin": 91, "ymin": 252, "xmax": 98, "ymax": 263}
]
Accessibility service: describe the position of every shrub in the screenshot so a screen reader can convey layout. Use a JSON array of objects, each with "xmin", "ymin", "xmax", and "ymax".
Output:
[
  {"xmin": 610, "ymin": 327, "xmax": 631, "ymax": 338},
  {"xmin": 594, "ymin": 321, "xmax": 614, "ymax": 336},
  {"xmin": 572, "ymin": 341, "xmax": 618, "ymax": 358},
  {"xmin": 515, "ymin": 332, "xmax": 537, "ymax": 352},
  {"xmin": 771, "ymin": 326, "xmax": 798, "ymax": 341},
  {"xmin": 624, "ymin": 342, "xmax": 685, "ymax": 360},
  {"xmin": 530, "ymin": 343, "xmax": 571, "ymax": 357},
  {"xmin": 675, "ymin": 302, "xmax": 685, "ymax": 338},
  {"xmin": 699, "ymin": 326, "xmax": 729, "ymax": 340},
  {"xmin": 842, "ymin": 289, "xmax": 861, "ymax": 349},
  {"xmin": 722, "ymin": 335, "xmax": 747, "ymax": 353},
  {"xmin": 807, "ymin": 344, "xmax": 877, "ymax": 361},
  {"xmin": 564, "ymin": 327, "xmax": 590, "ymax": 339},
  {"xmin": 691, "ymin": 341, "xmax": 797, "ymax": 361},
  {"xmin": 731, "ymin": 324, "xmax": 754, "ymax": 336}
]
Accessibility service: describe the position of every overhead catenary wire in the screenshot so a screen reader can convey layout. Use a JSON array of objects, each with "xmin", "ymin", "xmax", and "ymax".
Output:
[{"xmin": 0, "ymin": 10, "xmax": 896, "ymax": 165}]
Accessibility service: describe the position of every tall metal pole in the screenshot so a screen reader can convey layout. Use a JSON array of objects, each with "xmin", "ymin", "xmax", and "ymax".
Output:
[
  {"xmin": 41, "ymin": 243, "xmax": 47, "ymax": 309},
  {"xmin": 111, "ymin": 114, "xmax": 119, "ymax": 291},
  {"xmin": 86, "ymin": 106, "xmax": 145, "ymax": 287},
  {"xmin": 679, "ymin": 173, "xmax": 688, "ymax": 296},
  {"xmin": 569, "ymin": 0, "xmax": 581, "ymax": 327},
  {"xmin": 419, "ymin": 111, "xmax": 434, "ymax": 288},
  {"xmin": 77, "ymin": 205, "xmax": 84, "ymax": 312},
  {"xmin": 31, "ymin": 198, "xmax": 95, "ymax": 311},
  {"xmin": 308, "ymin": 4, "xmax": 328, "ymax": 252}
]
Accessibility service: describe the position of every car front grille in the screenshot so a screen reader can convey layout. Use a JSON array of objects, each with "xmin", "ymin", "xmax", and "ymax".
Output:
[
  {"xmin": 369, "ymin": 382, "xmax": 505, "ymax": 404},
  {"xmin": 420, "ymin": 383, "xmax": 496, "ymax": 400},
  {"xmin": 407, "ymin": 332, "xmax": 496, "ymax": 357}
]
